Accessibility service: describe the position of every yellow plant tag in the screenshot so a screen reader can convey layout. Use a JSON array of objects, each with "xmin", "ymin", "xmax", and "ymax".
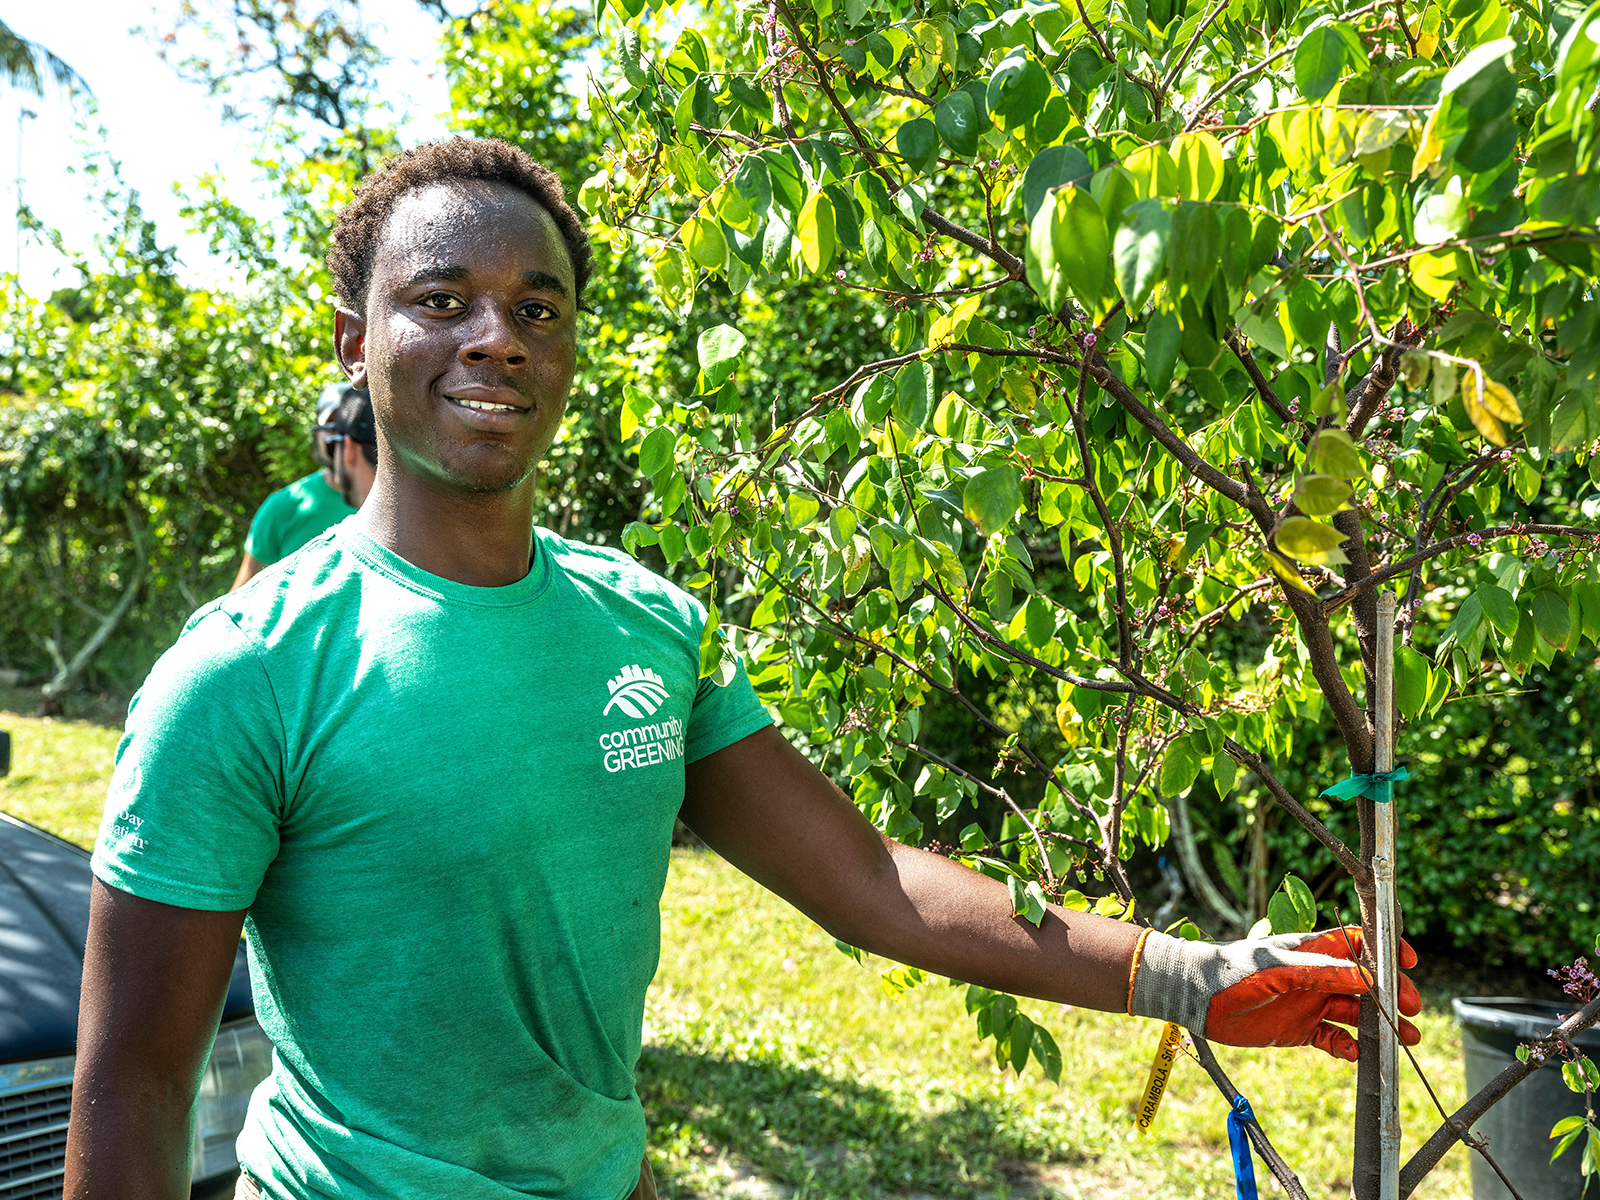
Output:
[{"xmin": 1136, "ymin": 1022, "xmax": 1184, "ymax": 1133}]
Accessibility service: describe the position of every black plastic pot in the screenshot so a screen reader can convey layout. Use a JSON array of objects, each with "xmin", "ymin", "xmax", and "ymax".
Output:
[{"xmin": 1454, "ymin": 997, "xmax": 1600, "ymax": 1200}]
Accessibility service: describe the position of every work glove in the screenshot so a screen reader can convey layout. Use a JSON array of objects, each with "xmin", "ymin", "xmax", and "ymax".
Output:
[{"xmin": 1128, "ymin": 926, "xmax": 1421, "ymax": 1061}]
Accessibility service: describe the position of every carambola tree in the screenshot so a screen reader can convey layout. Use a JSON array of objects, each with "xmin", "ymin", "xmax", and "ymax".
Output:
[{"xmin": 578, "ymin": 0, "xmax": 1600, "ymax": 1189}]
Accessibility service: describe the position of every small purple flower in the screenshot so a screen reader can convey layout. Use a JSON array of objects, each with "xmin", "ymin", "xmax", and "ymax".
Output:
[
  {"xmin": 1289, "ymin": 401, "xmax": 1300, "ymax": 414},
  {"xmin": 834, "ymin": 269, "xmax": 845, "ymax": 280},
  {"xmin": 1028, "ymin": 326, "xmax": 1036, "ymax": 338},
  {"xmin": 844, "ymin": 37, "xmax": 856, "ymax": 44},
  {"xmin": 1467, "ymin": 533, "xmax": 1482, "ymax": 547},
  {"xmin": 1083, "ymin": 331, "xmax": 1098, "ymax": 348}
]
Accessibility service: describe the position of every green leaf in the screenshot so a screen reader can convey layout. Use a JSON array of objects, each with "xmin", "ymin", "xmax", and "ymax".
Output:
[
  {"xmin": 1267, "ymin": 892, "xmax": 1300, "ymax": 935},
  {"xmin": 896, "ymin": 117, "xmax": 939, "ymax": 174},
  {"xmin": 1160, "ymin": 738, "xmax": 1200, "ymax": 795},
  {"xmin": 1009, "ymin": 1011, "xmax": 1035, "ymax": 1071},
  {"xmin": 1221, "ymin": 207, "xmax": 1253, "ymax": 289},
  {"xmin": 1021, "ymin": 144, "xmax": 1092, "ymax": 222},
  {"xmin": 1293, "ymin": 474, "xmax": 1354, "ymax": 516},
  {"xmin": 1552, "ymin": 1123, "xmax": 1584, "ymax": 1161},
  {"xmin": 639, "ymin": 426, "xmax": 676, "ymax": 477},
  {"xmin": 797, "ymin": 192, "xmax": 837, "ymax": 273},
  {"xmin": 1563, "ymin": 1060, "xmax": 1587, "ymax": 1093},
  {"xmin": 657, "ymin": 523, "xmax": 686, "ymax": 564},
  {"xmin": 697, "ymin": 324, "xmax": 747, "ymax": 388},
  {"xmin": 1478, "ymin": 582, "xmax": 1520, "ymax": 638},
  {"xmin": 1295, "ymin": 24, "xmax": 1348, "ymax": 101},
  {"xmin": 1284, "ymin": 874, "xmax": 1318, "ymax": 929},
  {"xmin": 934, "ymin": 88, "xmax": 980, "ymax": 158},
  {"xmin": 1532, "ymin": 589, "xmax": 1572, "ymax": 649},
  {"xmin": 1144, "ymin": 311, "xmax": 1181, "ymax": 395},
  {"xmin": 698, "ymin": 599, "xmax": 723, "ymax": 678},
  {"xmin": 987, "ymin": 52, "xmax": 1049, "ymax": 124},
  {"xmin": 1008, "ymin": 875, "xmax": 1047, "ymax": 925},
  {"xmin": 963, "ymin": 466, "xmax": 1023, "ymax": 536},
  {"xmin": 1275, "ymin": 516, "xmax": 1351, "ymax": 566},
  {"xmin": 1052, "ymin": 186, "xmax": 1108, "ymax": 311},
  {"xmin": 1443, "ymin": 593, "xmax": 1483, "ymax": 647},
  {"xmin": 1213, "ymin": 751, "xmax": 1237, "ymax": 796},
  {"xmin": 1309, "ymin": 429, "xmax": 1363, "ymax": 479},
  {"xmin": 894, "ymin": 361, "xmax": 933, "ymax": 428},
  {"xmin": 1114, "ymin": 200, "xmax": 1171, "ymax": 312},
  {"xmin": 1032, "ymin": 1024, "xmax": 1062, "ymax": 1082},
  {"xmin": 1394, "ymin": 644, "xmax": 1430, "ymax": 720},
  {"xmin": 889, "ymin": 538, "xmax": 924, "ymax": 600}
]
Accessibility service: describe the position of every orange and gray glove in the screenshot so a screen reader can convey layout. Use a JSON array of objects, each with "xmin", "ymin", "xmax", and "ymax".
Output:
[{"xmin": 1128, "ymin": 926, "xmax": 1421, "ymax": 1061}]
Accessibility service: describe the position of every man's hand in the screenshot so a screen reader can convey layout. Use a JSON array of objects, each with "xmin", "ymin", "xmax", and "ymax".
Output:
[{"xmin": 1130, "ymin": 925, "xmax": 1422, "ymax": 1060}]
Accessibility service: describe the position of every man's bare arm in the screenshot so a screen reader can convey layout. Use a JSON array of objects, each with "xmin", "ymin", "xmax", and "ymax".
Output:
[
  {"xmin": 681, "ymin": 725, "xmax": 1140, "ymax": 1013},
  {"xmin": 66, "ymin": 880, "xmax": 248, "ymax": 1200},
  {"xmin": 229, "ymin": 552, "xmax": 266, "ymax": 592}
]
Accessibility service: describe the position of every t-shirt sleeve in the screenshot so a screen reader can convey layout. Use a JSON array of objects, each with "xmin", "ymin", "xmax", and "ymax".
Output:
[
  {"xmin": 92, "ymin": 609, "xmax": 285, "ymax": 911},
  {"xmin": 243, "ymin": 492, "xmax": 285, "ymax": 564},
  {"xmin": 683, "ymin": 636, "xmax": 772, "ymax": 763}
]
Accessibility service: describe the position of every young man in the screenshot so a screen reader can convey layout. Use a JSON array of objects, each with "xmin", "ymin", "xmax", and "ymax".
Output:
[
  {"xmin": 228, "ymin": 386, "xmax": 362, "ymax": 591},
  {"xmin": 69, "ymin": 139, "xmax": 1420, "ymax": 1200}
]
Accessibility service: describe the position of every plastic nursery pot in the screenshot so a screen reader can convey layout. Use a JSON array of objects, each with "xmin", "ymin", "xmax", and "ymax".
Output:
[{"xmin": 1453, "ymin": 997, "xmax": 1600, "ymax": 1200}]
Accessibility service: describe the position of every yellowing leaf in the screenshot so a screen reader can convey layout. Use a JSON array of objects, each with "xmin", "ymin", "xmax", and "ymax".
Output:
[
  {"xmin": 1264, "ymin": 549, "xmax": 1317, "ymax": 593},
  {"xmin": 1055, "ymin": 700, "xmax": 1081, "ymax": 746},
  {"xmin": 1416, "ymin": 2, "xmax": 1441, "ymax": 58},
  {"xmin": 1171, "ymin": 131, "xmax": 1225, "ymax": 201},
  {"xmin": 928, "ymin": 293, "xmax": 982, "ymax": 348},
  {"xmin": 1412, "ymin": 101, "xmax": 1449, "ymax": 180},
  {"xmin": 798, "ymin": 192, "xmax": 837, "ymax": 273},
  {"xmin": 1410, "ymin": 249, "xmax": 1463, "ymax": 300},
  {"xmin": 1122, "ymin": 143, "xmax": 1178, "ymax": 200},
  {"xmin": 1461, "ymin": 372, "xmax": 1519, "ymax": 445},
  {"xmin": 1275, "ymin": 516, "xmax": 1351, "ymax": 565}
]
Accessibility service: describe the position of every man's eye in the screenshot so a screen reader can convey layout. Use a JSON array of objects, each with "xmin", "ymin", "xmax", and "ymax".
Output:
[
  {"xmin": 520, "ymin": 302, "xmax": 559, "ymax": 321},
  {"xmin": 419, "ymin": 293, "xmax": 463, "ymax": 310}
]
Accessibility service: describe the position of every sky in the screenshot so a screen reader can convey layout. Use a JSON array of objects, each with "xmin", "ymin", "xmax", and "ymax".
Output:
[{"xmin": 1, "ymin": 1, "xmax": 458, "ymax": 296}]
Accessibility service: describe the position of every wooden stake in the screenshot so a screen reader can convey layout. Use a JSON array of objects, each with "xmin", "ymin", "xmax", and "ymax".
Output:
[{"xmin": 1373, "ymin": 591, "xmax": 1400, "ymax": 1200}]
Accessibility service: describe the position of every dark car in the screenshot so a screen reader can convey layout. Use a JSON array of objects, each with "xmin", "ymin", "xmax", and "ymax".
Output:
[{"xmin": 0, "ymin": 812, "xmax": 272, "ymax": 1199}]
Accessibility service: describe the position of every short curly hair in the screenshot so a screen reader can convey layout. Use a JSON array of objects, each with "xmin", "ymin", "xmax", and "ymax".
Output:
[{"xmin": 327, "ymin": 137, "xmax": 592, "ymax": 314}]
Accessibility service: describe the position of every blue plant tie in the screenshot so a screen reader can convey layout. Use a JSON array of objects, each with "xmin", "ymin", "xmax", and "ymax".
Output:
[
  {"xmin": 1228, "ymin": 1094, "xmax": 1259, "ymax": 1200},
  {"xmin": 1321, "ymin": 766, "xmax": 1410, "ymax": 804}
]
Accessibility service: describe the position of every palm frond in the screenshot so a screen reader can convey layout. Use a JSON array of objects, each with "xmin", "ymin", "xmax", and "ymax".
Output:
[{"xmin": 0, "ymin": 19, "xmax": 89, "ymax": 99}]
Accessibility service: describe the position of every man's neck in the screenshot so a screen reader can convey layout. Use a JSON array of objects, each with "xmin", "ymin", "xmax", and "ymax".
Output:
[{"xmin": 355, "ymin": 473, "xmax": 539, "ymax": 588}]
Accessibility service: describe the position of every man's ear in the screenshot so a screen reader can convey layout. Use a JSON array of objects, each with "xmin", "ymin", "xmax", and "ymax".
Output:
[{"xmin": 334, "ymin": 308, "xmax": 367, "ymax": 389}]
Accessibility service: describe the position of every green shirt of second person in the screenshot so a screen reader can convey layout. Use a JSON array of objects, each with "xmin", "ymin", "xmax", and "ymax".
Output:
[{"xmin": 242, "ymin": 471, "xmax": 354, "ymax": 567}]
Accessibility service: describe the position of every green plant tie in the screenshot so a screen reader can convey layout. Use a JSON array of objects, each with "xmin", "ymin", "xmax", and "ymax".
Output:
[{"xmin": 1320, "ymin": 767, "xmax": 1410, "ymax": 804}]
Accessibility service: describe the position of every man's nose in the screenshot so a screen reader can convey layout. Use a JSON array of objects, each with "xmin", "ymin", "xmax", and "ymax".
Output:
[{"xmin": 458, "ymin": 302, "xmax": 527, "ymax": 366}]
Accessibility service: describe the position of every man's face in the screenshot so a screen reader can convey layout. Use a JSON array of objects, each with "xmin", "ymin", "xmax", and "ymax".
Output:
[{"xmin": 340, "ymin": 180, "xmax": 578, "ymax": 496}]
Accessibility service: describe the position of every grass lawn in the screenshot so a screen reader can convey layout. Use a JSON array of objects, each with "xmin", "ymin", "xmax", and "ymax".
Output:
[
  {"xmin": 646, "ymin": 851, "xmax": 1471, "ymax": 1199},
  {"xmin": 1, "ymin": 687, "xmax": 1473, "ymax": 1198},
  {"xmin": 1, "ymin": 685, "xmax": 125, "ymax": 849}
]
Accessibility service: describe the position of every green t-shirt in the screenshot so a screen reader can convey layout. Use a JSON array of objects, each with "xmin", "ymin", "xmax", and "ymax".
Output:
[
  {"xmin": 92, "ymin": 525, "xmax": 771, "ymax": 1200},
  {"xmin": 243, "ymin": 471, "xmax": 356, "ymax": 565}
]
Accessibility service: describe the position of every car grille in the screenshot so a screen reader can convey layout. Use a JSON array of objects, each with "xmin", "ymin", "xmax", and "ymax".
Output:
[{"xmin": 0, "ymin": 1080, "xmax": 71, "ymax": 1199}]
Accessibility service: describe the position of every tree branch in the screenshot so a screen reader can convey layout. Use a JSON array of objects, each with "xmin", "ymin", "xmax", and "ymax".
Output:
[
  {"xmin": 1321, "ymin": 523, "xmax": 1600, "ymax": 615},
  {"xmin": 1399, "ymin": 993, "xmax": 1600, "ymax": 1195}
]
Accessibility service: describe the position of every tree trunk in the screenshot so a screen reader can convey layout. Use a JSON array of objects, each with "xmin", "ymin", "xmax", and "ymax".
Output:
[{"xmin": 38, "ymin": 506, "xmax": 147, "ymax": 715}]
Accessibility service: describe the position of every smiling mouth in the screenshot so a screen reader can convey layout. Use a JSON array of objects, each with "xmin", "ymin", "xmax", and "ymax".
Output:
[{"xmin": 448, "ymin": 396, "xmax": 527, "ymax": 414}]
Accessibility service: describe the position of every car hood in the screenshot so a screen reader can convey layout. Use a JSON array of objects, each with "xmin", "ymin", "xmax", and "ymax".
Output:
[{"xmin": 0, "ymin": 813, "xmax": 253, "ymax": 1064}]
